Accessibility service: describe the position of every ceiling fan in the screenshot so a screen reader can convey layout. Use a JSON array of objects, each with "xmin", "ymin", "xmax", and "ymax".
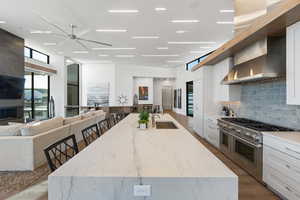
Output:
[{"xmin": 39, "ymin": 15, "xmax": 112, "ymax": 50}]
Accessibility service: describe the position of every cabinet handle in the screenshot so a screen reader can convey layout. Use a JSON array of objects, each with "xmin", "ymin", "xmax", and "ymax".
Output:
[
  {"xmin": 286, "ymin": 164, "xmax": 290, "ymax": 169},
  {"xmin": 286, "ymin": 147, "xmax": 300, "ymax": 155}
]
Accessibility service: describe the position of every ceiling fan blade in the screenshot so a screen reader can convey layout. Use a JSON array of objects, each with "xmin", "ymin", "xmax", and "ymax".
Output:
[
  {"xmin": 51, "ymin": 33, "xmax": 68, "ymax": 39},
  {"xmin": 56, "ymin": 38, "xmax": 71, "ymax": 47},
  {"xmin": 77, "ymin": 38, "xmax": 112, "ymax": 47},
  {"xmin": 77, "ymin": 29, "xmax": 91, "ymax": 37},
  {"xmin": 38, "ymin": 15, "xmax": 70, "ymax": 36},
  {"xmin": 75, "ymin": 40, "xmax": 89, "ymax": 51}
]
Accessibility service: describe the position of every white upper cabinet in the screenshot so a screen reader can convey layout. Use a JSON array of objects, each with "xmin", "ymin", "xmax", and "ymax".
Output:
[
  {"xmin": 287, "ymin": 21, "xmax": 300, "ymax": 105},
  {"xmin": 213, "ymin": 58, "xmax": 241, "ymax": 102}
]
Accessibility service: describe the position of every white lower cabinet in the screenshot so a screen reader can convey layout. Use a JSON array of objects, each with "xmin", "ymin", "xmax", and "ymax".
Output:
[
  {"xmin": 204, "ymin": 117, "xmax": 219, "ymax": 148},
  {"xmin": 263, "ymin": 136, "xmax": 300, "ymax": 200}
]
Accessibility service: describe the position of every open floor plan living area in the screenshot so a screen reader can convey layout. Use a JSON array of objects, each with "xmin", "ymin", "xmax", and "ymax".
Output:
[{"xmin": 1, "ymin": 0, "xmax": 300, "ymax": 199}]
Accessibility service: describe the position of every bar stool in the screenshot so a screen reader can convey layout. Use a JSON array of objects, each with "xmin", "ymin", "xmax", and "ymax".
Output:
[
  {"xmin": 81, "ymin": 124, "xmax": 101, "ymax": 147},
  {"xmin": 98, "ymin": 119, "xmax": 110, "ymax": 135},
  {"xmin": 44, "ymin": 134, "xmax": 79, "ymax": 172}
]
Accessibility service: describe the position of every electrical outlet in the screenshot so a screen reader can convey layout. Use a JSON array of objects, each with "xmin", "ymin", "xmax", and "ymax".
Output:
[{"xmin": 134, "ymin": 185, "xmax": 151, "ymax": 197}]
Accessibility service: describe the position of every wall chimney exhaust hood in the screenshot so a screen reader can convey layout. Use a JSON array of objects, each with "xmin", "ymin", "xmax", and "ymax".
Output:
[{"xmin": 222, "ymin": 36, "xmax": 286, "ymax": 85}]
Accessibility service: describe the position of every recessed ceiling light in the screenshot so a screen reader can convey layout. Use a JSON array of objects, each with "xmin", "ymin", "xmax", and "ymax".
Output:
[
  {"xmin": 66, "ymin": 59, "xmax": 73, "ymax": 63},
  {"xmin": 142, "ymin": 54, "xmax": 179, "ymax": 57},
  {"xmin": 217, "ymin": 21, "xmax": 234, "ymax": 24},
  {"xmin": 115, "ymin": 55, "xmax": 136, "ymax": 58},
  {"xmin": 43, "ymin": 42, "xmax": 56, "ymax": 46},
  {"xmin": 200, "ymin": 46, "xmax": 214, "ymax": 49},
  {"xmin": 98, "ymin": 54, "xmax": 109, "ymax": 57},
  {"xmin": 190, "ymin": 51, "xmax": 206, "ymax": 54},
  {"xmin": 220, "ymin": 10, "xmax": 234, "ymax": 13},
  {"xmin": 132, "ymin": 36, "xmax": 159, "ymax": 39},
  {"xmin": 171, "ymin": 20, "xmax": 199, "ymax": 23},
  {"xmin": 157, "ymin": 47, "xmax": 169, "ymax": 50},
  {"xmin": 73, "ymin": 51, "xmax": 89, "ymax": 54},
  {"xmin": 168, "ymin": 41, "xmax": 216, "ymax": 44},
  {"xmin": 155, "ymin": 8, "xmax": 167, "ymax": 11},
  {"xmin": 31, "ymin": 30, "xmax": 52, "ymax": 34},
  {"xmin": 108, "ymin": 10, "xmax": 139, "ymax": 13},
  {"xmin": 92, "ymin": 47, "xmax": 136, "ymax": 50},
  {"xmin": 167, "ymin": 60, "xmax": 184, "ymax": 63},
  {"xmin": 96, "ymin": 29, "xmax": 127, "ymax": 32},
  {"xmin": 0, "ymin": 21, "xmax": 6, "ymax": 24},
  {"xmin": 176, "ymin": 30, "xmax": 187, "ymax": 34}
]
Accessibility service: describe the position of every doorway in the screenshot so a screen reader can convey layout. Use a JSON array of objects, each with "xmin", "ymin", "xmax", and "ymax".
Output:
[{"xmin": 186, "ymin": 81, "xmax": 193, "ymax": 117}]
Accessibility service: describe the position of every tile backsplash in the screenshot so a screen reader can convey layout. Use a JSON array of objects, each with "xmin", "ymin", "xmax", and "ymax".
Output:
[{"xmin": 238, "ymin": 79, "xmax": 300, "ymax": 130}]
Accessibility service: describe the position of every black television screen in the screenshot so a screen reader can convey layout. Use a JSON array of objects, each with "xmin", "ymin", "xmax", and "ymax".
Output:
[{"xmin": 0, "ymin": 75, "xmax": 25, "ymax": 99}]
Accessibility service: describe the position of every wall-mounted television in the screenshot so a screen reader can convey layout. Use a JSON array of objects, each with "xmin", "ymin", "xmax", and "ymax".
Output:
[{"xmin": 0, "ymin": 75, "xmax": 25, "ymax": 99}]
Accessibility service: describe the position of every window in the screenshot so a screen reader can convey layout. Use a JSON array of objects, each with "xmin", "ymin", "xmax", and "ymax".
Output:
[
  {"xmin": 66, "ymin": 64, "xmax": 80, "ymax": 117},
  {"xmin": 25, "ymin": 47, "xmax": 50, "ymax": 64},
  {"xmin": 186, "ymin": 59, "xmax": 199, "ymax": 71},
  {"xmin": 186, "ymin": 50, "xmax": 215, "ymax": 71},
  {"xmin": 24, "ymin": 47, "xmax": 50, "ymax": 121}
]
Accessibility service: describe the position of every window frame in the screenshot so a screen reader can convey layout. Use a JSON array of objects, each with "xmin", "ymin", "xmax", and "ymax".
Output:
[
  {"xmin": 24, "ymin": 46, "xmax": 51, "ymax": 120},
  {"xmin": 186, "ymin": 50, "xmax": 216, "ymax": 71}
]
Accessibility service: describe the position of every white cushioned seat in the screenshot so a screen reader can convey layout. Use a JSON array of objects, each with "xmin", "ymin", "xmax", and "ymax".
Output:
[
  {"xmin": 21, "ymin": 117, "xmax": 64, "ymax": 136},
  {"xmin": 0, "ymin": 124, "xmax": 25, "ymax": 136},
  {"xmin": 63, "ymin": 115, "xmax": 82, "ymax": 125}
]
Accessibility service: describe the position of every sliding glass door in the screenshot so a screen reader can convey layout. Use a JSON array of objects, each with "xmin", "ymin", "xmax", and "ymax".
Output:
[
  {"xmin": 66, "ymin": 64, "xmax": 80, "ymax": 117},
  {"xmin": 24, "ymin": 72, "xmax": 50, "ymax": 121}
]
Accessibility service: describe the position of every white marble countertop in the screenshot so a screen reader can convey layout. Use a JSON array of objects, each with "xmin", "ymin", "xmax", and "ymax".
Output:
[
  {"xmin": 50, "ymin": 114, "xmax": 236, "ymax": 178},
  {"xmin": 262, "ymin": 131, "xmax": 300, "ymax": 146}
]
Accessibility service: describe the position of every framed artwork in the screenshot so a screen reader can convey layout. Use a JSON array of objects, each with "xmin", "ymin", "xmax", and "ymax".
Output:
[
  {"xmin": 178, "ymin": 89, "xmax": 182, "ymax": 109},
  {"xmin": 174, "ymin": 89, "xmax": 177, "ymax": 108},
  {"xmin": 87, "ymin": 82, "xmax": 110, "ymax": 106},
  {"xmin": 139, "ymin": 86, "xmax": 149, "ymax": 100}
]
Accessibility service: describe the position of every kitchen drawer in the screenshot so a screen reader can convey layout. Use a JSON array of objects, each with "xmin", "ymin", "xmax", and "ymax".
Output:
[
  {"xmin": 264, "ymin": 146, "xmax": 300, "ymax": 184},
  {"xmin": 206, "ymin": 128, "xmax": 219, "ymax": 148},
  {"xmin": 264, "ymin": 164, "xmax": 300, "ymax": 200},
  {"xmin": 264, "ymin": 135, "xmax": 300, "ymax": 160}
]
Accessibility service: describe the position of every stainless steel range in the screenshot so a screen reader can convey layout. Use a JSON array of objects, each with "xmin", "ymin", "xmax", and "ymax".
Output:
[{"xmin": 218, "ymin": 118, "xmax": 294, "ymax": 182}]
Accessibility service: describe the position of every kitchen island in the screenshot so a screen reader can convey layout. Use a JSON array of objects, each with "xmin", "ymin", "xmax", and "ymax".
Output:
[{"xmin": 48, "ymin": 114, "xmax": 238, "ymax": 200}]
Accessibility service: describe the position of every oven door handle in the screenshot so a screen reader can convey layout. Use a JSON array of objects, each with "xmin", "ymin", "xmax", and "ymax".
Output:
[{"xmin": 220, "ymin": 129, "xmax": 262, "ymax": 148}]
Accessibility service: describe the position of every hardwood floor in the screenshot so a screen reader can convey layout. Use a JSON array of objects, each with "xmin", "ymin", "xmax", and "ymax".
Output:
[
  {"xmin": 167, "ymin": 111, "xmax": 280, "ymax": 200},
  {"xmin": 3, "ymin": 111, "xmax": 280, "ymax": 200}
]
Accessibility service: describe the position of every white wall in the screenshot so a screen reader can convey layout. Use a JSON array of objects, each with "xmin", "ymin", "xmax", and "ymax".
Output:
[
  {"xmin": 81, "ymin": 63, "xmax": 116, "ymax": 106},
  {"xmin": 115, "ymin": 64, "xmax": 176, "ymax": 106},
  {"xmin": 133, "ymin": 77, "xmax": 154, "ymax": 104},
  {"xmin": 173, "ymin": 66, "xmax": 203, "ymax": 115},
  {"xmin": 80, "ymin": 64, "xmax": 175, "ymax": 107}
]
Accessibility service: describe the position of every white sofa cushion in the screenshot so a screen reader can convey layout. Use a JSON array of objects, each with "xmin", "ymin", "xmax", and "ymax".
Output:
[
  {"xmin": 0, "ymin": 124, "xmax": 25, "ymax": 136},
  {"xmin": 63, "ymin": 115, "xmax": 82, "ymax": 125},
  {"xmin": 81, "ymin": 111, "xmax": 95, "ymax": 119},
  {"xmin": 21, "ymin": 117, "xmax": 64, "ymax": 136}
]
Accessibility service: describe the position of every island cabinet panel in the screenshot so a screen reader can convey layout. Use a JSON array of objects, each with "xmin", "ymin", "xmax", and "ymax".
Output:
[
  {"xmin": 263, "ymin": 135, "xmax": 300, "ymax": 199},
  {"xmin": 287, "ymin": 21, "xmax": 300, "ymax": 105}
]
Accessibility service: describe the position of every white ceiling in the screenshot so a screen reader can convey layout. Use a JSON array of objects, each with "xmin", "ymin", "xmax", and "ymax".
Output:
[{"xmin": 0, "ymin": 0, "xmax": 234, "ymax": 67}]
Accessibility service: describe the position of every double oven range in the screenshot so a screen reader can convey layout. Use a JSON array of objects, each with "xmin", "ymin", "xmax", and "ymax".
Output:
[{"xmin": 218, "ymin": 118, "xmax": 293, "ymax": 182}]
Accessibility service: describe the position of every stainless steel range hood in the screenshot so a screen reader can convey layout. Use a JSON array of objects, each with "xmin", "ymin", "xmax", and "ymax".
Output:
[{"xmin": 222, "ymin": 36, "xmax": 286, "ymax": 85}]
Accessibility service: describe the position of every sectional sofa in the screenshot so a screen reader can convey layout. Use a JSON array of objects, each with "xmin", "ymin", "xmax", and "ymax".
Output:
[{"xmin": 0, "ymin": 110, "xmax": 106, "ymax": 171}]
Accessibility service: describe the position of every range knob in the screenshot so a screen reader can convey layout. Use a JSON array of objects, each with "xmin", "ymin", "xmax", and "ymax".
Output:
[{"xmin": 252, "ymin": 135, "xmax": 261, "ymax": 141}]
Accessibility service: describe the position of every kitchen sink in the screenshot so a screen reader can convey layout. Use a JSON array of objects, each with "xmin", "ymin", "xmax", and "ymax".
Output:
[{"xmin": 156, "ymin": 121, "xmax": 178, "ymax": 129}]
